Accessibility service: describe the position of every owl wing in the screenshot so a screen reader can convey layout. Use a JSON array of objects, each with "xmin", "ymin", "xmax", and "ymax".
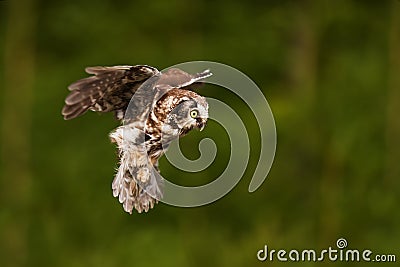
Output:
[
  {"xmin": 110, "ymin": 124, "xmax": 163, "ymax": 213},
  {"xmin": 62, "ymin": 65, "xmax": 160, "ymax": 120},
  {"xmin": 62, "ymin": 65, "xmax": 212, "ymax": 121},
  {"xmin": 157, "ymin": 68, "xmax": 212, "ymax": 89}
]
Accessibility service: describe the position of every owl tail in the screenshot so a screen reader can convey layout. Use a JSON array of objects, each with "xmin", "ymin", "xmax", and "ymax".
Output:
[{"xmin": 110, "ymin": 126, "xmax": 163, "ymax": 214}]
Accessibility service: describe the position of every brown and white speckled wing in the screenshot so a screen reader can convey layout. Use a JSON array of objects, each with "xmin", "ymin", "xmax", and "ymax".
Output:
[
  {"xmin": 109, "ymin": 125, "xmax": 163, "ymax": 214},
  {"xmin": 62, "ymin": 65, "xmax": 159, "ymax": 120}
]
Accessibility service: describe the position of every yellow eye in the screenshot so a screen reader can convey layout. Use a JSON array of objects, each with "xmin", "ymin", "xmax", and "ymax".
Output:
[{"xmin": 190, "ymin": 110, "xmax": 198, "ymax": 118}]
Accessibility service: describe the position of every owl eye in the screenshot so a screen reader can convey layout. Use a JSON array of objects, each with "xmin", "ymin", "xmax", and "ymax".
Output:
[{"xmin": 190, "ymin": 109, "xmax": 198, "ymax": 118}]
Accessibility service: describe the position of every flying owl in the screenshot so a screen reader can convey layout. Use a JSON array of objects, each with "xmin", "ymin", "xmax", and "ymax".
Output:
[{"xmin": 62, "ymin": 65, "xmax": 212, "ymax": 214}]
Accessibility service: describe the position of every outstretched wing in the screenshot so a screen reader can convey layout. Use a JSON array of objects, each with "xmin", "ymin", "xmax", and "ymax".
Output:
[
  {"xmin": 62, "ymin": 65, "xmax": 159, "ymax": 120},
  {"xmin": 157, "ymin": 68, "xmax": 212, "ymax": 88},
  {"xmin": 62, "ymin": 65, "xmax": 212, "ymax": 121}
]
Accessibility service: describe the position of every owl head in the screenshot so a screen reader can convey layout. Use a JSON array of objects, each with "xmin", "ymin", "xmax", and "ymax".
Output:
[
  {"xmin": 170, "ymin": 95, "xmax": 208, "ymax": 135},
  {"xmin": 153, "ymin": 89, "xmax": 208, "ymax": 140}
]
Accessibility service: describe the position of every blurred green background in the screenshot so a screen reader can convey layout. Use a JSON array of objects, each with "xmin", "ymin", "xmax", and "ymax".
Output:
[{"xmin": 1, "ymin": 0, "xmax": 399, "ymax": 266}]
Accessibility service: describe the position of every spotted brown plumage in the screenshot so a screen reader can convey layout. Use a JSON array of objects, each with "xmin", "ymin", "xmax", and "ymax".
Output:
[
  {"xmin": 62, "ymin": 65, "xmax": 160, "ymax": 120},
  {"xmin": 62, "ymin": 65, "xmax": 211, "ymax": 213}
]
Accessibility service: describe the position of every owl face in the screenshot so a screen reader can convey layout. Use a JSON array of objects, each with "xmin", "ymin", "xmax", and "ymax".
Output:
[
  {"xmin": 172, "ymin": 97, "xmax": 208, "ymax": 135},
  {"xmin": 158, "ymin": 92, "xmax": 208, "ymax": 142}
]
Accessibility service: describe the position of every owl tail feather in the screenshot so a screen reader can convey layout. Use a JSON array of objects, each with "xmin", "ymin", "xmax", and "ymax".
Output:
[
  {"xmin": 112, "ymin": 164, "xmax": 159, "ymax": 214},
  {"xmin": 110, "ymin": 126, "xmax": 163, "ymax": 214}
]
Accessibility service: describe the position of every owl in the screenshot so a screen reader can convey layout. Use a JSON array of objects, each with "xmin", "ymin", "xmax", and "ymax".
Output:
[{"xmin": 62, "ymin": 65, "xmax": 212, "ymax": 214}]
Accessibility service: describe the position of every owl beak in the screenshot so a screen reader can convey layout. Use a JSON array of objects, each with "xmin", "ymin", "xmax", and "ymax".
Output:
[
  {"xmin": 196, "ymin": 118, "xmax": 207, "ymax": 131},
  {"xmin": 199, "ymin": 124, "xmax": 206, "ymax": 131}
]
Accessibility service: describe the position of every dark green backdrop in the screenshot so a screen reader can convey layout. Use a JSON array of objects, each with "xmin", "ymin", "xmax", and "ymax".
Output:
[{"xmin": 1, "ymin": 1, "xmax": 399, "ymax": 266}]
